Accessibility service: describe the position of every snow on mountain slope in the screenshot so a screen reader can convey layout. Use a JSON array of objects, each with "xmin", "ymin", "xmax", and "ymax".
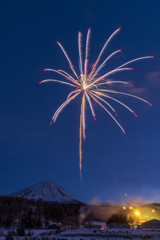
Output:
[{"xmin": 9, "ymin": 181, "xmax": 82, "ymax": 204}]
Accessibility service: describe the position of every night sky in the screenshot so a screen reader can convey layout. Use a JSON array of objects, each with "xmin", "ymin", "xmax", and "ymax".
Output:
[{"xmin": 0, "ymin": 0, "xmax": 160, "ymax": 204}]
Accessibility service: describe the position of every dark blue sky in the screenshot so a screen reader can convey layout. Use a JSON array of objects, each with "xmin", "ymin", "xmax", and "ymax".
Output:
[{"xmin": 0, "ymin": 0, "xmax": 160, "ymax": 204}]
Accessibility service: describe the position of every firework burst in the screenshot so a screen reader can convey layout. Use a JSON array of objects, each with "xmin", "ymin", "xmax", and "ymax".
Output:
[{"xmin": 39, "ymin": 28, "xmax": 153, "ymax": 182}]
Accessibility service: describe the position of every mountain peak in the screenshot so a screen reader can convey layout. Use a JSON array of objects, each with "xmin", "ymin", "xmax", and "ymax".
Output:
[{"xmin": 9, "ymin": 181, "xmax": 82, "ymax": 204}]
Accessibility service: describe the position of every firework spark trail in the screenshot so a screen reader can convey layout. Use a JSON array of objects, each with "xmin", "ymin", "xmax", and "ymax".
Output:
[
  {"xmin": 92, "ymin": 90, "xmax": 136, "ymax": 115},
  {"xmin": 90, "ymin": 50, "xmax": 121, "ymax": 81},
  {"xmin": 41, "ymin": 28, "xmax": 153, "ymax": 183},
  {"xmin": 89, "ymin": 92, "xmax": 126, "ymax": 134},
  {"xmin": 44, "ymin": 69, "xmax": 80, "ymax": 86},
  {"xmin": 85, "ymin": 28, "xmax": 91, "ymax": 62},
  {"xmin": 97, "ymin": 81, "xmax": 133, "ymax": 87},
  {"xmin": 98, "ymin": 27, "xmax": 121, "ymax": 59},
  {"xmin": 56, "ymin": 42, "xmax": 73, "ymax": 67},
  {"xmin": 90, "ymin": 67, "xmax": 133, "ymax": 86},
  {"xmin": 52, "ymin": 91, "xmax": 81, "ymax": 123},
  {"xmin": 58, "ymin": 70, "xmax": 81, "ymax": 85},
  {"xmin": 82, "ymin": 93, "xmax": 86, "ymax": 141},
  {"xmin": 78, "ymin": 31, "xmax": 83, "ymax": 74},
  {"xmin": 67, "ymin": 89, "xmax": 82, "ymax": 99},
  {"xmin": 39, "ymin": 79, "xmax": 78, "ymax": 87},
  {"xmin": 79, "ymin": 95, "xmax": 83, "ymax": 182},
  {"xmin": 89, "ymin": 58, "xmax": 101, "ymax": 80},
  {"xmin": 57, "ymin": 41, "xmax": 79, "ymax": 80},
  {"xmin": 51, "ymin": 99, "xmax": 70, "ymax": 123},
  {"xmin": 116, "ymin": 56, "xmax": 154, "ymax": 69},
  {"xmin": 90, "ymin": 27, "xmax": 121, "ymax": 76},
  {"xmin": 85, "ymin": 91, "xmax": 96, "ymax": 119},
  {"xmin": 91, "ymin": 91, "xmax": 117, "ymax": 113},
  {"xmin": 98, "ymin": 89, "xmax": 152, "ymax": 105},
  {"xmin": 84, "ymin": 59, "xmax": 89, "ymax": 81}
]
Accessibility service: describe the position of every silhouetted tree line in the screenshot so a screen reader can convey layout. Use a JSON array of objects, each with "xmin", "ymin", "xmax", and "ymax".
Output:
[
  {"xmin": 0, "ymin": 196, "xmax": 83, "ymax": 229},
  {"xmin": 106, "ymin": 214, "xmax": 134, "ymax": 224}
]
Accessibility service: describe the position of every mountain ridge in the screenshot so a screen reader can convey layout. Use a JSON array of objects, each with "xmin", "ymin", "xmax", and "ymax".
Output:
[{"xmin": 9, "ymin": 180, "xmax": 82, "ymax": 204}]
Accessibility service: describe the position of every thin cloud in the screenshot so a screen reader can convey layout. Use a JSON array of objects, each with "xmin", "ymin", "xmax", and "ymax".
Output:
[{"xmin": 146, "ymin": 71, "xmax": 160, "ymax": 88}]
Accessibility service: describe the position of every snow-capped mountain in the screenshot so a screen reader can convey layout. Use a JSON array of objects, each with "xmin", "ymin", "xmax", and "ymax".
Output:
[{"xmin": 9, "ymin": 181, "xmax": 82, "ymax": 204}]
